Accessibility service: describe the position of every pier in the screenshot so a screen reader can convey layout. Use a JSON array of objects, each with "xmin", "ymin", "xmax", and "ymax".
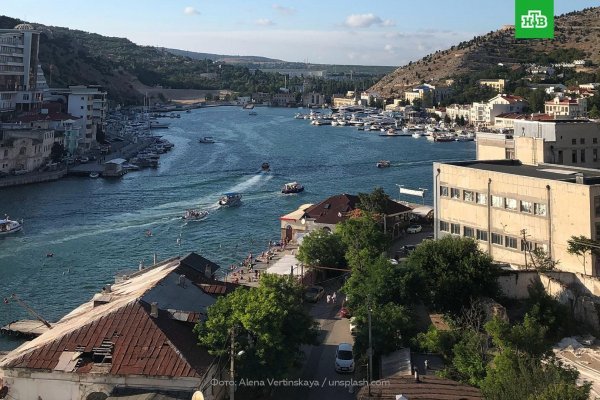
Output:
[{"xmin": 0, "ymin": 320, "xmax": 53, "ymax": 339}]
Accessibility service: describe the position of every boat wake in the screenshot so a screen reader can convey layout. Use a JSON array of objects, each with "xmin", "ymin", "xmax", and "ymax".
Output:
[{"xmin": 226, "ymin": 173, "xmax": 273, "ymax": 194}]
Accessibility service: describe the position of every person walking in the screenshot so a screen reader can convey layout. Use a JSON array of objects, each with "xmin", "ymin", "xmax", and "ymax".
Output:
[
  {"xmin": 332, "ymin": 291, "xmax": 337, "ymax": 304},
  {"xmin": 326, "ymin": 294, "xmax": 331, "ymax": 304}
]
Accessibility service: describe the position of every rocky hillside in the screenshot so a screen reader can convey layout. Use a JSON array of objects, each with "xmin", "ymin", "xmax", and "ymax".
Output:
[{"xmin": 371, "ymin": 7, "xmax": 600, "ymax": 98}]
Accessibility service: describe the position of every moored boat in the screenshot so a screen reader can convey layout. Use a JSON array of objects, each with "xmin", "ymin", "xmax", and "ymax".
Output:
[
  {"xmin": 0, "ymin": 217, "xmax": 23, "ymax": 235},
  {"xmin": 219, "ymin": 193, "xmax": 242, "ymax": 207},
  {"xmin": 282, "ymin": 182, "xmax": 304, "ymax": 194}
]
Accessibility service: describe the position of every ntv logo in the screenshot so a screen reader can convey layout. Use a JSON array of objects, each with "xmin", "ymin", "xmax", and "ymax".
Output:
[{"xmin": 521, "ymin": 10, "xmax": 548, "ymax": 29}]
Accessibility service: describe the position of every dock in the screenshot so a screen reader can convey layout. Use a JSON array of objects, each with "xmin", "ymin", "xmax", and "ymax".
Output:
[{"xmin": 1, "ymin": 320, "xmax": 52, "ymax": 338}]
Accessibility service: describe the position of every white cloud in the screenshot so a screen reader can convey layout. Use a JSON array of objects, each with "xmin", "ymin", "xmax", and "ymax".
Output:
[
  {"xmin": 183, "ymin": 6, "xmax": 199, "ymax": 16},
  {"xmin": 382, "ymin": 19, "xmax": 396, "ymax": 27},
  {"xmin": 272, "ymin": 4, "xmax": 296, "ymax": 15},
  {"xmin": 384, "ymin": 44, "xmax": 395, "ymax": 53},
  {"xmin": 344, "ymin": 13, "xmax": 383, "ymax": 28},
  {"xmin": 256, "ymin": 18, "xmax": 275, "ymax": 26}
]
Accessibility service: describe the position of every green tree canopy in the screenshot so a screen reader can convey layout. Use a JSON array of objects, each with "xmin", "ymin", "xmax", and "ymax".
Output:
[
  {"xmin": 50, "ymin": 142, "xmax": 66, "ymax": 162},
  {"xmin": 296, "ymin": 228, "xmax": 347, "ymax": 268},
  {"xmin": 336, "ymin": 215, "xmax": 390, "ymax": 269},
  {"xmin": 357, "ymin": 187, "xmax": 391, "ymax": 215},
  {"xmin": 405, "ymin": 236, "xmax": 500, "ymax": 315},
  {"xmin": 195, "ymin": 274, "xmax": 319, "ymax": 380}
]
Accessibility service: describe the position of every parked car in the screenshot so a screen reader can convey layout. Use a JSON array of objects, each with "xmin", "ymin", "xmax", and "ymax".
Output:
[
  {"xmin": 335, "ymin": 343, "xmax": 355, "ymax": 373},
  {"xmin": 389, "ymin": 258, "xmax": 399, "ymax": 265},
  {"xmin": 304, "ymin": 285, "xmax": 324, "ymax": 303},
  {"xmin": 407, "ymin": 224, "xmax": 423, "ymax": 234},
  {"xmin": 339, "ymin": 306, "xmax": 352, "ymax": 318}
]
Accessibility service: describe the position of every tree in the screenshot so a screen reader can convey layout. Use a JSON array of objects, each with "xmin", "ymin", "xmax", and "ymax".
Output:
[
  {"xmin": 459, "ymin": 115, "xmax": 466, "ymax": 126},
  {"xmin": 357, "ymin": 187, "xmax": 390, "ymax": 215},
  {"xmin": 50, "ymin": 142, "xmax": 66, "ymax": 162},
  {"xmin": 451, "ymin": 329, "xmax": 489, "ymax": 386},
  {"xmin": 296, "ymin": 228, "xmax": 346, "ymax": 268},
  {"xmin": 444, "ymin": 114, "xmax": 451, "ymax": 124},
  {"xmin": 567, "ymin": 235, "xmax": 600, "ymax": 275},
  {"xmin": 485, "ymin": 315, "xmax": 549, "ymax": 357},
  {"xmin": 589, "ymin": 104, "xmax": 600, "ymax": 119},
  {"xmin": 405, "ymin": 236, "xmax": 500, "ymax": 315},
  {"xmin": 196, "ymin": 274, "xmax": 319, "ymax": 381},
  {"xmin": 336, "ymin": 215, "xmax": 390, "ymax": 269}
]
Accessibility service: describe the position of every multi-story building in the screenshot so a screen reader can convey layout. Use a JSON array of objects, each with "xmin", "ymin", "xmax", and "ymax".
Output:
[
  {"xmin": 0, "ymin": 126, "xmax": 55, "ymax": 173},
  {"xmin": 403, "ymin": 84, "xmax": 451, "ymax": 105},
  {"xmin": 434, "ymin": 159, "xmax": 600, "ymax": 275},
  {"xmin": 303, "ymin": 92, "xmax": 326, "ymax": 107},
  {"xmin": 478, "ymin": 79, "xmax": 507, "ymax": 93},
  {"xmin": 477, "ymin": 120, "xmax": 600, "ymax": 169},
  {"xmin": 470, "ymin": 94, "xmax": 528, "ymax": 126},
  {"xmin": 16, "ymin": 108, "xmax": 83, "ymax": 156},
  {"xmin": 271, "ymin": 92, "xmax": 296, "ymax": 107},
  {"xmin": 545, "ymin": 96, "xmax": 587, "ymax": 118},
  {"xmin": 445, "ymin": 104, "xmax": 472, "ymax": 122},
  {"xmin": 0, "ymin": 23, "xmax": 44, "ymax": 113}
]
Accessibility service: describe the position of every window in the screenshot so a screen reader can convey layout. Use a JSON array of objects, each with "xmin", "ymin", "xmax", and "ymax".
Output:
[
  {"xmin": 557, "ymin": 150, "xmax": 563, "ymax": 164},
  {"xmin": 594, "ymin": 149, "xmax": 598, "ymax": 162},
  {"xmin": 463, "ymin": 190, "xmax": 475, "ymax": 202},
  {"xmin": 505, "ymin": 148, "xmax": 515, "ymax": 160},
  {"xmin": 440, "ymin": 186, "xmax": 449, "ymax": 197},
  {"xmin": 520, "ymin": 201, "xmax": 533, "ymax": 213},
  {"xmin": 572, "ymin": 138, "xmax": 577, "ymax": 145},
  {"xmin": 581, "ymin": 149, "xmax": 586, "ymax": 163},
  {"xmin": 505, "ymin": 236, "xmax": 518, "ymax": 249},
  {"xmin": 476, "ymin": 193, "xmax": 487, "ymax": 205},
  {"xmin": 572, "ymin": 150, "xmax": 577, "ymax": 163},
  {"xmin": 594, "ymin": 138, "xmax": 598, "ymax": 145},
  {"xmin": 595, "ymin": 196, "xmax": 600, "ymax": 218},
  {"xmin": 491, "ymin": 195, "xmax": 503, "ymax": 208},
  {"xmin": 504, "ymin": 198, "xmax": 517, "ymax": 210},
  {"xmin": 440, "ymin": 221, "xmax": 449, "ymax": 232},
  {"xmin": 534, "ymin": 203, "xmax": 547, "ymax": 216},
  {"xmin": 521, "ymin": 240, "xmax": 533, "ymax": 251},
  {"xmin": 581, "ymin": 138, "xmax": 586, "ymax": 145},
  {"xmin": 464, "ymin": 226, "xmax": 474, "ymax": 238},
  {"xmin": 451, "ymin": 188, "xmax": 460, "ymax": 199},
  {"xmin": 451, "ymin": 223, "xmax": 461, "ymax": 235},
  {"xmin": 476, "ymin": 229, "xmax": 488, "ymax": 241},
  {"xmin": 492, "ymin": 233, "xmax": 503, "ymax": 245}
]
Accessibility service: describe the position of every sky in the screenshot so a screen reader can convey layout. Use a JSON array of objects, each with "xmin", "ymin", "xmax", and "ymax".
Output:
[{"xmin": 2, "ymin": 0, "xmax": 598, "ymax": 66}]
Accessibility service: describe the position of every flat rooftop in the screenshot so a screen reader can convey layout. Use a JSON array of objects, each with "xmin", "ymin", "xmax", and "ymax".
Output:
[{"xmin": 442, "ymin": 159, "xmax": 600, "ymax": 185}]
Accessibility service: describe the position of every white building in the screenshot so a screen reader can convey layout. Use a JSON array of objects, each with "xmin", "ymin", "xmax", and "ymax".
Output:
[
  {"xmin": 0, "ymin": 24, "xmax": 44, "ymax": 113},
  {"xmin": 545, "ymin": 97, "xmax": 587, "ymax": 118},
  {"xmin": 471, "ymin": 94, "xmax": 528, "ymax": 126},
  {"xmin": 445, "ymin": 104, "xmax": 472, "ymax": 122},
  {"xmin": 0, "ymin": 126, "xmax": 55, "ymax": 173}
]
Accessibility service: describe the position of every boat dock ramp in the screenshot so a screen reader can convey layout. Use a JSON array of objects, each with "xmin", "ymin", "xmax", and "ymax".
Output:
[{"xmin": 1, "ymin": 320, "xmax": 53, "ymax": 339}]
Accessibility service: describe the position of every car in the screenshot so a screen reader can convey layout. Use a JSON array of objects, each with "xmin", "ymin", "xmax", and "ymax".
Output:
[
  {"xmin": 389, "ymin": 258, "xmax": 399, "ymax": 265},
  {"xmin": 304, "ymin": 285, "xmax": 324, "ymax": 303},
  {"xmin": 335, "ymin": 343, "xmax": 355, "ymax": 373},
  {"xmin": 339, "ymin": 306, "xmax": 352, "ymax": 318},
  {"xmin": 407, "ymin": 224, "xmax": 423, "ymax": 234}
]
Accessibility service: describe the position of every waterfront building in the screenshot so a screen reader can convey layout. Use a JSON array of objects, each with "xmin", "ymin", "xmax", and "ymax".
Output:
[
  {"xmin": 251, "ymin": 92, "xmax": 270, "ymax": 104},
  {"xmin": 545, "ymin": 96, "xmax": 588, "ymax": 118},
  {"xmin": 332, "ymin": 95, "xmax": 358, "ymax": 108},
  {"xmin": 302, "ymin": 92, "xmax": 326, "ymax": 108},
  {"xmin": 0, "ymin": 253, "xmax": 235, "ymax": 400},
  {"xmin": 403, "ymin": 84, "xmax": 451, "ymax": 105},
  {"xmin": 478, "ymin": 120, "xmax": 600, "ymax": 169},
  {"xmin": 271, "ymin": 92, "xmax": 295, "ymax": 107},
  {"xmin": 434, "ymin": 159, "xmax": 600, "ymax": 275},
  {"xmin": 0, "ymin": 24, "xmax": 44, "ymax": 113},
  {"xmin": 15, "ymin": 108, "xmax": 83, "ymax": 156},
  {"xmin": 470, "ymin": 94, "xmax": 527, "ymax": 126},
  {"xmin": 445, "ymin": 104, "xmax": 472, "ymax": 122},
  {"xmin": 280, "ymin": 194, "xmax": 412, "ymax": 242},
  {"xmin": 478, "ymin": 79, "xmax": 507, "ymax": 93},
  {"xmin": 0, "ymin": 125, "xmax": 55, "ymax": 173}
]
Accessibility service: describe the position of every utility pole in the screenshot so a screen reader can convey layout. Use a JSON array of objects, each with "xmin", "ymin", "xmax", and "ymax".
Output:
[
  {"xmin": 368, "ymin": 301, "xmax": 373, "ymax": 395},
  {"xmin": 521, "ymin": 229, "xmax": 528, "ymax": 268},
  {"xmin": 230, "ymin": 325, "xmax": 236, "ymax": 400}
]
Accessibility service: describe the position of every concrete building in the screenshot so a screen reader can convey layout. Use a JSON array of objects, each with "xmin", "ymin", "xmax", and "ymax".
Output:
[
  {"xmin": 0, "ymin": 253, "xmax": 235, "ymax": 400},
  {"xmin": 0, "ymin": 24, "xmax": 44, "ymax": 113},
  {"xmin": 403, "ymin": 84, "xmax": 451, "ymax": 105},
  {"xmin": 0, "ymin": 125, "xmax": 55, "ymax": 173},
  {"xmin": 545, "ymin": 96, "xmax": 588, "ymax": 118},
  {"xmin": 302, "ymin": 92, "xmax": 326, "ymax": 108},
  {"xmin": 434, "ymin": 159, "xmax": 600, "ymax": 275},
  {"xmin": 477, "ymin": 120, "xmax": 600, "ymax": 170},
  {"xmin": 478, "ymin": 79, "xmax": 507, "ymax": 92},
  {"xmin": 445, "ymin": 104, "xmax": 472, "ymax": 122},
  {"xmin": 470, "ymin": 94, "xmax": 528, "ymax": 126},
  {"xmin": 271, "ymin": 92, "xmax": 296, "ymax": 107},
  {"xmin": 493, "ymin": 112, "xmax": 553, "ymax": 129}
]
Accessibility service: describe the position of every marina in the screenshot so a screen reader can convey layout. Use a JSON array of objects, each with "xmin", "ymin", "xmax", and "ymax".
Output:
[{"xmin": 0, "ymin": 106, "xmax": 475, "ymax": 351}]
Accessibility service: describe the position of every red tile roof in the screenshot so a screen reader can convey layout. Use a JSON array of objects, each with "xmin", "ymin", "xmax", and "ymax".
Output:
[
  {"xmin": 4, "ymin": 300, "xmax": 210, "ymax": 378},
  {"xmin": 500, "ymin": 94, "xmax": 526, "ymax": 104},
  {"xmin": 357, "ymin": 374, "xmax": 483, "ymax": 400},
  {"xmin": 16, "ymin": 112, "xmax": 80, "ymax": 123}
]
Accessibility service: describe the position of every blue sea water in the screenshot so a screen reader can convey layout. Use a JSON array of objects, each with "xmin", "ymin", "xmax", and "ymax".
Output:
[{"xmin": 0, "ymin": 106, "xmax": 475, "ymax": 350}]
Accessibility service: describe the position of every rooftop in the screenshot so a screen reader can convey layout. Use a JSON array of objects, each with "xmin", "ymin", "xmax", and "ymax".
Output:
[
  {"xmin": 356, "ymin": 374, "xmax": 483, "ymax": 400},
  {"xmin": 442, "ymin": 159, "xmax": 600, "ymax": 185}
]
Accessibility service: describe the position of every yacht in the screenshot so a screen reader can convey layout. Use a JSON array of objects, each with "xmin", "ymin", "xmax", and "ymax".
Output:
[
  {"xmin": 219, "ymin": 193, "xmax": 242, "ymax": 207},
  {"xmin": 0, "ymin": 217, "xmax": 23, "ymax": 235},
  {"xmin": 376, "ymin": 160, "xmax": 391, "ymax": 168},
  {"xmin": 183, "ymin": 209, "xmax": 208, "ymax": 220},
  {"xmin": 282, "ymin": 182, "xmax": 304, "ymax": 194},
  {"xmin": 412, "ymin": 132, "xmax": 425, "ymax": 138},
  {"xmin": 199, "ymin": 136, "xmax": 216, "ymax": 144}
]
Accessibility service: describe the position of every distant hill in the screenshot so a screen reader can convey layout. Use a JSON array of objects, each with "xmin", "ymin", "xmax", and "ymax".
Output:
[
  {"xmin": 163, "ymin": 48, "xmax": 283, "ymax": 64},
  {"xmin": 370, "ymin": 6, "xmax": 600, "ymax": 98}
]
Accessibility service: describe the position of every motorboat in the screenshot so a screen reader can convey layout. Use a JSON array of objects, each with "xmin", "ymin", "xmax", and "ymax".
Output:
[
  {"xmin": 282, "ymin": 182, "xmax": 304, "ymax": 194},
  {"xmin": 0, "ymin": 217, "xmax": 23, "ymax": 235},
  {"xmin": 183, "ymin": 209, "xmax": 208, "ymax": 220},
  {"xmin": 412, "ymin": 132, "xmax": 424, "ymax": 138},
  {"xmin": 219, "ymin": 193, "xmax": 242, "ymax": 207},
  {"xmin": 261, "ymin": 162, "xmax": 270, "ymax": 172},
  {"xmin": 89, "ymin": 172, "xmax": 100, "ymax": 178},
  {"xmin": 435, "ymin": 135, "xmax": 456, "ymax": 142},
  {"xmin": 376, "ymin": 160, "xmax": 391, "ymax": 168},
  {"xmin": 199, "ymin": 137, "xmax": 216, "ymax": 144}
]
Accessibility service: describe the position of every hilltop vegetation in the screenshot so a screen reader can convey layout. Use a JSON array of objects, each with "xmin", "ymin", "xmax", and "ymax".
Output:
[{"xmin": 371, "ymin": 7, "xmax": 600, "ymax": 98}]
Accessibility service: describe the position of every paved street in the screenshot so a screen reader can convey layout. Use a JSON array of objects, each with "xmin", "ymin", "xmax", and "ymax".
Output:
[{"xmin": 272, "ymin": 289, "xmax": 357, "ymax": 400}]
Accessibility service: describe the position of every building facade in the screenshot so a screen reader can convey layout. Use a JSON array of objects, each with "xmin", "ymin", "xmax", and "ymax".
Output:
[
  {"xmin": 478, "ymin": 79, "xmax": 507, "ymax": 92},
  {"xmin": 0, "ymin": 24, "xmax": 44, "ymax": 113},
  {"xmin": 434, "ymin": 160, "xmax": 600, "ymax": 275},
  {"xmin": 0, "ymin": 126, "xmax": 54, "ymax": 173},
  {"xmin": 470, "ymin": 94, "xmax": 528, "ymax": 126},
  {"xmin": 545, "ymin": 96, "xmax": 587, "ymax": 118}
]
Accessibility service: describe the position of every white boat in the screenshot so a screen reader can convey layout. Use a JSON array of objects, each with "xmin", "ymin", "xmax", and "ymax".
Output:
[
  {"xmin": 0, "ymin": 217, "xmax": 22, "ymax": 235},
  {"xmin": 376, "ymin": 160, "xmax": 391, "ymax": 168},
  {"xmin": 412, "ymin": 132, "xmax": 424, "ymax": 138},
  {"xmin": 183, "ymin": 209, "xmax": 208, "ymax": 220},
  {"xmin": 219, "ymin": 193, "xmax": 242, "ymax": 207},
  {"xmin": 89, "ymin": 172, "xmax": 100, "ymax": 178},
  {"xmin": 199, "ymin": 137, "xmax": 216, "ymax": 144},
  {"xmin": 282, "ymin": 182, "xmax": 304, "ymax": 194}
]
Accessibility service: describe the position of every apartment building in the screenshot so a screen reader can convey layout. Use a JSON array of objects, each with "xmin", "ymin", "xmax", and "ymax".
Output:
[
  {"xmin": 303, "ymin": 92, "xmax": 326, "ymax": 107},
  {"xmin": 545, "ymin": 96, "xmax": 587, "ymax": 118},
  {"xmin": 0, "ymin": 24, "xmax": 44, "ymax": 112},
  {"xmin": 0, "ymin": 126, "xmax": 55, "ymax": 173},
  {"xmin": 445, "ymin": 104, "xmax": 472, "ymax": 122},
  {"xmin": 470, "ymin": 94, "xmax": 528, "ymax": 126},
  {"xmin": 403, "ymin": 84, "xmax": 451, "ymax": 105},
  {"xmin": 434, "ymin": 159, "xmax": 600, "ymax": 275},
  {"xmin": 478, "ymin": 79, "xmax": 507, "ymax": 93}
]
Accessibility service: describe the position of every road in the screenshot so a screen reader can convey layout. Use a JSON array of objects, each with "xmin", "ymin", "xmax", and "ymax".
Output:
[{"xmin": 272, "ymin": 290, "xmax": 357, "ymax": 400}]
